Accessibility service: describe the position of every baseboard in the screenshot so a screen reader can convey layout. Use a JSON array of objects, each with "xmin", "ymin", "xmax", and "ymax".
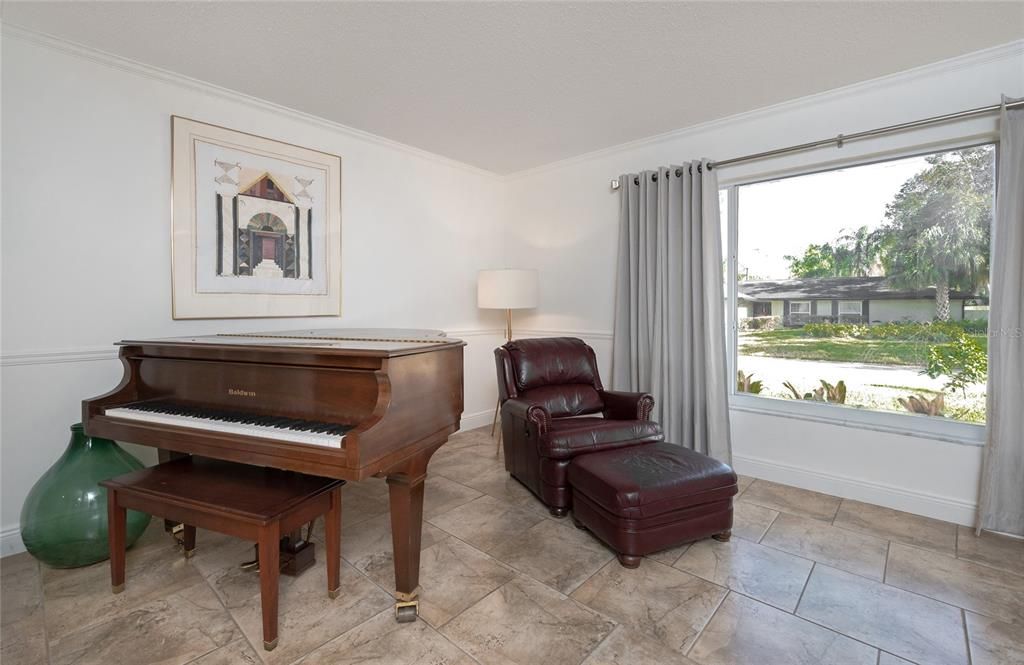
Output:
[
  {"xmin": 460, "ymin": 408, "xmax": 494, "ymax": 433},
  {"xmin": 733, "ymin": 453, "xmax": 977, "ymax": 526},
  {"xmin": 1, "ymin": 526, "xmax": 25, "ymax": 558}
]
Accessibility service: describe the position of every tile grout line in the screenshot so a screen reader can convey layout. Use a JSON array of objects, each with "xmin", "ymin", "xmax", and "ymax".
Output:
[
  {"xmin": 739, "ymin": 584, "xmax": 915, "ymax": 658},
  {"xmin": 739, "ymin": 497, "xmax": 838, "ymax": 525},
  {"xmin": 881, "ymin": 651, "xmax": 925, "ymax": 665},
  {"xmin": 793, "ymin": 561, "xmax": 816, "ymax": 615},
  {"xmin": 961, "ymin": 608, "xmax": 974, "ymax": 665},
  {"xmin": 747, "ymin": 532, "xmax": 888, "ymax": 588},
  {"xmin": 820, "ymin": 552, "xmax": 988, "ymax": 620},
  {"xmin": 195, "ymin": 568, "xmax": 259, "ymax": 664},
  {"xmin": 882, "ymin": 538, "xmax": 1024, "ymax": 613},
  {"xmin": 150, "ymin": 545, "xmax": 258, "ymax": 665},
  {"xmin": 883, "ymin": 540, "xmax": 891, "ymax": 583},
  {"xmin": 286, "ymin": 566, "xmax": 406, "ymax": 665},
  {"xmin": 574, "ymin": 624, "xmax": 620, "ymax": 665},
  {"xmin": 731, "ymin": 582, "xmax": 943, "ymax": 661},
  {"xmin": 683, "ymin": 587, "xmax": 730, "ymax": 657},
  {"xmin": 757, "ymin": 510, "xmax": 781, "ymax": 544}
]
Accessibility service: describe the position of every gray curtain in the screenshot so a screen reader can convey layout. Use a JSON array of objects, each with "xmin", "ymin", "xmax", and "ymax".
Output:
[
  {"xmin": 611, "ymin": 160, "xmax": 732, "ymax": 462},
  {"xmin": 977, "ymin": 99, "xmax": 1024, "ymax": 537}
]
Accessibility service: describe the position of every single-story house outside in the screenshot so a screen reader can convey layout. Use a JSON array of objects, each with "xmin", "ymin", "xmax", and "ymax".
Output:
[{"xmin": 737, "ymin": 276, "xmax": 980, "ymax": 325}]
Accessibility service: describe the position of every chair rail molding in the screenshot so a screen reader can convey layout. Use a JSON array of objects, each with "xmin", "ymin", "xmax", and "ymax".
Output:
[{"xmin": 1, "ymin": 347, "xmax": 121, "ymax": 367}]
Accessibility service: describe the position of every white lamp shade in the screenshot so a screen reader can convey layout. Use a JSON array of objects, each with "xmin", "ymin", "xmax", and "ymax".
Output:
[{"xmin": 477, "ymin": 269, "xmax": 539, "ymax": 309}]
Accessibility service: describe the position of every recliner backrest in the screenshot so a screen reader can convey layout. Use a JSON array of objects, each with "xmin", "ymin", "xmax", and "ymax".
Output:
[{"xmin": 495, "ymin": 337, "xmax": 604, "ymax": 417}]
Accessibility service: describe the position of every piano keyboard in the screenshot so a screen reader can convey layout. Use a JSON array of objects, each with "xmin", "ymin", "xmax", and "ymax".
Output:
[{"xmin": 105, "ymin": 402, "xmax": 350, "ymax": 449}]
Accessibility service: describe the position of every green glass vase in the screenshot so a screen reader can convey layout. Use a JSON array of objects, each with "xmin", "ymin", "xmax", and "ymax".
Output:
[{"xmin": 20, "ymin": 423, "xmax": 151, "ymax": 568}]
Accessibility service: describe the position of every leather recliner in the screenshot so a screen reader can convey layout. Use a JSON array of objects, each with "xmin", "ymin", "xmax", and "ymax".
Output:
[{"xmin": 495, "ymin": 337, "xmax": 663, "ymax": 516}]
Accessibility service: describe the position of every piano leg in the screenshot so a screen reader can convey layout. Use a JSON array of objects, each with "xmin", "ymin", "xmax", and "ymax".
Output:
[
  {"xmin": 158, "ymin": 448, "xmax": 190, "ymax": 534},
  {"xmin": 385, "ymin": 454, "xmax": 431, "ymax": 623}
]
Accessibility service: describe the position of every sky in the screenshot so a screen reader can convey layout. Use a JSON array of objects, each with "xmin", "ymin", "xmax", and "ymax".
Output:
[{"xmin": 728, "ymin": 154, "xmax": 932, "ymax": 280}]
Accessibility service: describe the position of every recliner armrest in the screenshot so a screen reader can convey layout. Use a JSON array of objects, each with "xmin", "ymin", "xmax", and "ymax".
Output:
[
  {"xmin": 501, "ymin": 398, "xmax": 552, "ymax": 434},
  {"xmin": 599, "ymin": 390, "xmax": 655, "ymax": 421}
]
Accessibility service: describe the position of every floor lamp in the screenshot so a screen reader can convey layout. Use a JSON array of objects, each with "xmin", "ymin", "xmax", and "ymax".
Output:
[{"xmin": 478, "ymin": 269, "xmax": 539, "ymax": 454}]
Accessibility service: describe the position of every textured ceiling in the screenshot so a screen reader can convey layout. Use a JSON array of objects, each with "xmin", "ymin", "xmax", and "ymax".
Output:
[{"xmin": 5, "ymin": 2, "xmax": 1023, "ymax": 174}]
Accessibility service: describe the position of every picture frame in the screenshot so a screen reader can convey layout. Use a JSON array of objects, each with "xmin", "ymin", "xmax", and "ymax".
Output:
[{"xmin": 171, "ymin": 116, "xmax": 342, "ymax": 319}]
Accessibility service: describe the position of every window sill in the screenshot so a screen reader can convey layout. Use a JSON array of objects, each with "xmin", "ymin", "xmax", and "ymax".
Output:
[{"xmin": 729, "ymin": 393, "xmax": 985, "ymax": 447}]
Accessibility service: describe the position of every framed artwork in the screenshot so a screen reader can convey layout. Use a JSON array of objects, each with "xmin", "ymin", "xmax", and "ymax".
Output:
[{"xmin": 171, "ymin": 116, "xmax": 342, "ymax": 319}]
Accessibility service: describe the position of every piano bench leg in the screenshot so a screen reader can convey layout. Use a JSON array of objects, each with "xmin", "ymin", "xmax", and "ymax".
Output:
[
  {"xmin": 107, "ymin": 489, "xmax": 127, "ymax": 594},
  {"xmin": 258, "ymin": 524, "xmax": 281, "ymax": 652}
]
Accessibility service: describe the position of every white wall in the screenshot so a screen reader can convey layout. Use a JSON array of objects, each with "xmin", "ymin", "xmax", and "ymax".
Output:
[
  {"xmin": 503, "ymin": 41, "xmax": 1024, "ymax": 526},
  {"xmin": 0, "ymin": 31, "xmax": 507, "ymax": 554},
  {"xmin": 870, "ymin": 298, "xmax": 970, "ymax": 322}
]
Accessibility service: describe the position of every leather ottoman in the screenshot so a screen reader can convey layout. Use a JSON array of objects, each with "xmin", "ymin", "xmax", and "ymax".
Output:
[{"xmin": 568, "ymin": 441, "xmax": 738, "ymax": 567}]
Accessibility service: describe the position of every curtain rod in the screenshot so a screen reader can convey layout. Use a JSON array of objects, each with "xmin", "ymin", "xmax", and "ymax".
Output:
[{"xmin": 610, "ymin": 97, "xmax": 1023, "ymax": 190}]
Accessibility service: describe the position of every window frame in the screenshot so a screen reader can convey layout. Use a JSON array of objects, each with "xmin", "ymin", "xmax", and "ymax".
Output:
[
  {"xmin": 722, "ymin": 138, "xmax": 995, "ymax": 446},
  {"xmin": 838, "ymin": 300, "xmax": 863, "ymax": 315},
  {"xmin": 790, "ymin": 300, "xmax": 812, "ymax": 315}
]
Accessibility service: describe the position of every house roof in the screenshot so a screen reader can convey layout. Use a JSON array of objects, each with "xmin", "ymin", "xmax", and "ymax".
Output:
[{"xmin": 737, "ymin": 276, "xmax": 978, "ymax": 301}]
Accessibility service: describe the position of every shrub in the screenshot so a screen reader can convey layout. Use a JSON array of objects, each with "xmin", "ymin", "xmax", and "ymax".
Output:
[
  {"xmin": 956, "ymin": 319, "xmax": 988, "ymax": 334},
  {"xmin": 801, "ymin": 320, "xmax": 986, "ymax": 342},
  {"xmin": 782, "ymin": 379, "xmax": 847, "ymax": 403},
  {"xmin": 741, "ymin": 316, "xmax": 781, "ymax": 331},
  {"xmin": 803, "ymin": 322, "xmax": 865, "ymax": 338},
  {"xmin": 898, "ymin": 394, "xmax": 945, "ymax": 416},
  {"xmin": 737, "ymin": 371, "xmax": 764, "ymax": 394},
  {"xmin": 925, "ymin": 334, "xmax": 987, "ymax": 395}
]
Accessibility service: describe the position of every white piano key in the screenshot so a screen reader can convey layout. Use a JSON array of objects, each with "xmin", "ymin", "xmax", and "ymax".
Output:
[{"xmin": 105, "ymin": 407, "xmax": 344, "ymax": 449}]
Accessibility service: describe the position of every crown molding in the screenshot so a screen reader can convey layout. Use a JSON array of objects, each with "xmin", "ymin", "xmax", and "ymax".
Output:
[
  {"xmin": 1, "ymin": 23, "xmax": 501, "ymax": 182},
  {"xmin": 5, "ymin": 24, "xmax": 1021, "ymax": 190},
  {"xmin": 502, "ymin": 39, "xmax": 1024, "ymax": 182}
]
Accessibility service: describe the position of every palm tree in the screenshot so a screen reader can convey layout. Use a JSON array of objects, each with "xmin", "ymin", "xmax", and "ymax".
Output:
[
  {"xmin": 879, "ymin": 148, "xmax": 992, "ymax": 320},
  {"xmin": 836, "ymin": 225, "xmax": 883, "ymax": 277}
]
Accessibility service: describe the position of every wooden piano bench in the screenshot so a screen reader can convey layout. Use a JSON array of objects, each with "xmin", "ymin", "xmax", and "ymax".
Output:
[{"xmin": 100, "ymin": 456, "xmax": 343, "ymax": 651}]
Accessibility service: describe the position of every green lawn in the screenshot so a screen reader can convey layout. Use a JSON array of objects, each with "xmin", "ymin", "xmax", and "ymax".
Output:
[{"xmin": 739, "ymin": 328, "xmax": 989, "ymax": 366}]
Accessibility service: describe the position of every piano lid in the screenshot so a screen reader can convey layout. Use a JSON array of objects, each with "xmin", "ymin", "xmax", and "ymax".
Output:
[{"xmin": 118, "ymin": 328, "xmax": 464, "ymax": 356}]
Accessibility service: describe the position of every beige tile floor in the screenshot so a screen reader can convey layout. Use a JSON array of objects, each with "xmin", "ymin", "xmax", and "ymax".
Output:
[{"xmin": 2, "ymin": 426, "xmax": 1023, "ymax": 665}]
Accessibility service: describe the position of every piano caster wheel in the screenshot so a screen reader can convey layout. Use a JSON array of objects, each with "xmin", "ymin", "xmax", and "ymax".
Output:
[
  {"xmin": 183, "ymin": 548, "xmax": 196, "ymax": 559},
  {"xmin": 111, "ymin": 583, "xmax": 125, "ymax": 594},
  {"xmin": 328, "ymin": 587, "xmax": 340, "ymax": 600},
  {"xmin": 395, "ymin": 601, "xmax": 419, "ymax": 623},
  {"xmin": 263, "ymin": 638, "xmax": 278, "ymax": 652}
]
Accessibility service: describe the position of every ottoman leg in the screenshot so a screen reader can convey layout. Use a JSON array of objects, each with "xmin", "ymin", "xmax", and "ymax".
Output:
[
  {"xmin": 617, "ymin": 554, "xmax": 642, "ymax": 569},
  {"xmin": 712, "ymin": 530, "xmax": 732, "ymax": 542}
]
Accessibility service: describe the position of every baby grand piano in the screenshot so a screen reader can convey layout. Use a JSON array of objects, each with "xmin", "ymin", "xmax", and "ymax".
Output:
[{"xmin": 83, "ymin": 328, "xmax": 465, "ymax": 622}]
